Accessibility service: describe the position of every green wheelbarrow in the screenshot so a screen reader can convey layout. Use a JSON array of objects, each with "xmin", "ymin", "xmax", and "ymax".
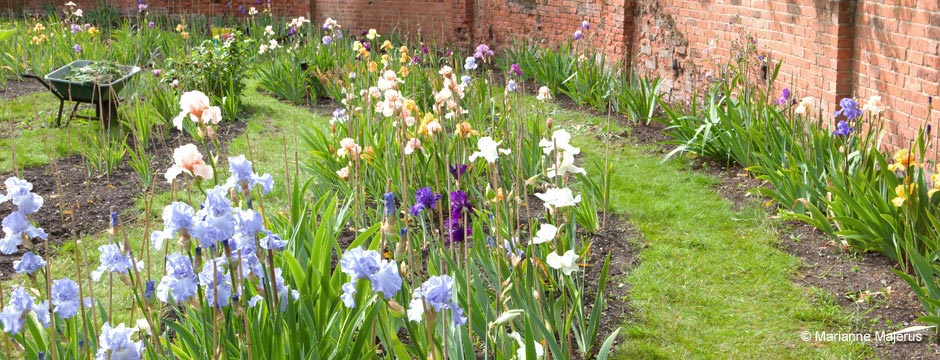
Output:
[{"xmin": 22, "ymin": 60, "xmax": 141, "ymax": 127}]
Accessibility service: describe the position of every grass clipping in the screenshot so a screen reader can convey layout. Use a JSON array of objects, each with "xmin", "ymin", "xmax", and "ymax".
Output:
[{"xmin": 64, "ymin": 61, "xmax": 126, "ymax": 84}]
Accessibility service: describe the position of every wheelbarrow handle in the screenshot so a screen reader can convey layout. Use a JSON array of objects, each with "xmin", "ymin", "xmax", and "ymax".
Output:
[{"xmin": 20, "ymin": 73, "xmax": 64, "ymax": 100}]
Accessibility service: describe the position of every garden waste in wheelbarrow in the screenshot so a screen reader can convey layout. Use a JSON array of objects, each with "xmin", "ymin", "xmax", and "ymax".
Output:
[{"xmin": 22, "ymin": 60, "xmax": 141, "ymax": 127}]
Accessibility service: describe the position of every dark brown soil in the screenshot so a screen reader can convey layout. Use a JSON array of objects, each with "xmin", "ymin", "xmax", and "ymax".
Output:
[
  {"xmin": 664, "ymin": 143, "xmax": 940, "ymax": 359},
  {"xmin": 783, "ymin": 222, "xmax": 940, "ymax": 359},
  {"xmin": 578, "ymin": 213, "xmax": 640, "ymax": 359},
  {"xmin": 0, "ymin": 120, "xmax": 247, "ymax": 278},
  {"xmin": 628, "ymin": 121, "xmax": 670, "ymax": 151},
  {"xmin": 303, "ymin": 96, "xmax": 338, "ymax": 117},
  {"xmin": 0, "ymin": 79, "xmax": 46, "ymax": 100}
]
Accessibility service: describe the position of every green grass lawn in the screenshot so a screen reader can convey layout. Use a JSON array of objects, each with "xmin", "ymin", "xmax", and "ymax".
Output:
[
  {"xmin": 547, "ymin": 108, "xmax": 871, "ymax": 358},
  {"xmin": 0, "ymin": 90, "xmax": 101, "ymax": 173}
]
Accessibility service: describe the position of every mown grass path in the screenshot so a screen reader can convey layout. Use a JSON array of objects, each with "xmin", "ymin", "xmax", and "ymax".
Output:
[{"xmin": 549, "ymin": 109, "xmax": 870, "ymax": 359}]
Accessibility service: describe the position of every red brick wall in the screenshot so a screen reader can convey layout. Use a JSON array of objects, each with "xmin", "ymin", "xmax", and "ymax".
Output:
[
  {"xmin": 313, "ymin": 0, "xmax": 467, "ymax": 45},
  {"xmin": 5, "ymin": 0, "xmax": 309, "ymax": 18},
  {"xmin": 472, "ymin": 0, "xmax": 632, "ymax": 62},
  {"xmin": 472, "ymin": 0, "xmax": 939, "ymax": 149},
  {"xmin": 629, "ymin": 1, "xmax": 857, "ymax": 120},
  {"xmin": 852, "ymin": 0, "xmax": 940, "ymax": 146}
]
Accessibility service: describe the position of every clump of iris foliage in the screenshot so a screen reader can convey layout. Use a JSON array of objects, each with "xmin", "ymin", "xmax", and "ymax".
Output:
[{"xmin": 0, "ymin": 3, "xmax": 620, "ymax": 359}]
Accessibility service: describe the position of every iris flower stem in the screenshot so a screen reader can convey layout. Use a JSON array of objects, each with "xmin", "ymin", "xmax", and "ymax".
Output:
[
  {"xmin": 253, "ymin": 184, "xmax": 280, "ymax": 313},
  {"xmin": 44, "ymin": 236, "xmax": 56, "ymax": 360},
  {"xmin": 72, "ymin": 240, "xmax": 91, "ymax": 359},
  {"xmin": 77, "ymin": 219, "xmax": 99, "ymax": 342}
]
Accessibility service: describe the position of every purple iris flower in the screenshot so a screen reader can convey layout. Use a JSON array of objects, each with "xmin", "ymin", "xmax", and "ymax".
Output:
[
  {"xmin": 834, "ymin": 98, "xmax": 863, "ymax": 120},
  {"xmin": 832, "ymin": 120, "xmax": 854, "ymax": 137},
  {"xmin": 157, "ymin": 253, "xmax": 198, "ymax": 303},
  {"xmin": 449, "ymin": 164, "xmax": 468, "ymax": 179},
  {"xmin": 445, "ymin": 191, "xmax": 473, "ymax": 244},
  {"xmin": 13, "ymin": 251, "xmax": 45, "ymax": 275},
  {"xmin": 446, "ymin": 217, "xmax": 470, "ymax": 244},
  {"xmin": 408, "ymin": 275, "xmax": 467, "ymax": 325},
  {"xmin": 226, "ymin": 155, "xmax": 273, "ymax": 194},
  {"xmin": 507, "ymin": 79, "xmax": 518, "ymax": 92},
  {"xmin": 0, "ymin": 286, "xmax": 36, "ymax": 334},
  {"xmin": 72, "ymin": 44, "xmax": 82, "ymax": 54},
  {"xmin": 509, "ymin": 63, "xmax": 523, "ymax": 77},
  {"xmin": 144, "ymin": 280, "xmax": 155, "ymax": 301},
  {"xmin": 199, "ymin": 257, "xmax": 233, "ymax": 308},
  {"xmin": 776, "ymin": 88, "xmax": 791, "ymax": 105},
  {"xmin": 91, "ymin": 244, "xmax": 140, "ymax": 281},
  {"xmin": 50, "ymin": 278, "xmax": 80, "ymax": 319},
  {"xmin": 384, "ymin": 192, "xmax": 397, "ymax": 217},
  {"xmin": 339, "ymin": 247, "xmax": 402, "ymax": 307},
  {"xmin": 473, "ymin": 44, "xmax": 494, "ymax": 59},
  {"xmin": 410, "ymin": 188, "xmax": 442, "ymax": 216},
  {"xmin": 450, "ymin": 190, "xmax": 472, "ymax": 216},
  {"xmin": 573, "ymin": 30, "xmax": 584, "ymax": 40}
]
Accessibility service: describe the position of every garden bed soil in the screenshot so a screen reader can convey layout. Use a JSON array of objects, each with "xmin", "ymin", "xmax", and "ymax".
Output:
[
  {"xmin": 578, "ymin": 213, "xmax": 639, "ymax": 358},
  {"xmin": 0, "ymin": 120, "xmax": 247, "ymax": 278},
  {"xmin": 0, "ymin": 79, "xmax": 46, "ymax": 100}
]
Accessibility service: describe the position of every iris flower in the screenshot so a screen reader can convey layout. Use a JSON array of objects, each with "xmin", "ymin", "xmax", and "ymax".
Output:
[
  {"xmin": 546, "ymin": 250, "xmax": 579, "ymax": 275},
  {"xmin": 469, "ymin": 137, "xmax": 511, "ymax": 163},
  {"xmin": 165, "ymin": 144, "xmax": 214, "ymax": 183},
  {"xmin": 834, "ymin": 97, "xmax": 863, "ymax": 120},
  {"xmin": 407, "ymin": 275, "xmax": 467, "ymax": 325}
]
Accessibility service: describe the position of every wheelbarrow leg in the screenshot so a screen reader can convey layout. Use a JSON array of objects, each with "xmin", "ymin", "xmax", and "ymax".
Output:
[
  {"xmin": 95, "ymin": 101, "xmax": 119, "ymax": 128},
  {"xmin": 65, "ymin": 102, "xmax": 80, "ymax": 127},
  {"xmin": 54, "ymin": 99, "xmax": 64, "ymax": 128}
]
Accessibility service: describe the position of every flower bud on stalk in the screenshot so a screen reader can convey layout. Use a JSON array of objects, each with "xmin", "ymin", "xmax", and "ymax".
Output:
[
  {"xmin": 194, "ymin": 246, "xmax": 203, "ymax": 269},
  {"xmin": 20, "ymin": 233, "xmax": 34, "ymax": 251},
  {"xmin": 177, "ymin": 232, "xmax": 192, "ymax": 250},
  {"xmin": 387, "ymin": 299, "xmax": 406, "ymax": 318}
]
